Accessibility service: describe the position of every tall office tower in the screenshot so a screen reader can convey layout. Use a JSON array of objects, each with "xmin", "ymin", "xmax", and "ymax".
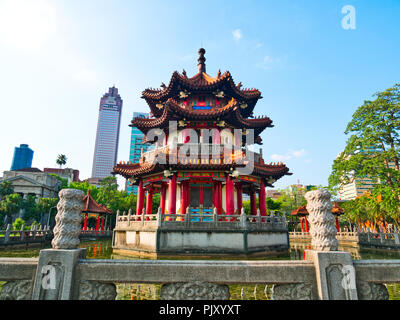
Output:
[
  {"xmin": 91, "ymin": 86, "xmax": 123, "ymax": 182},
  {"xmin": 11, "ymin": 144, "xmax": 34, "ymax": 171},
  {"xmin": 126, "ymin": 112, "xmax": 151, "ymax": 194}
]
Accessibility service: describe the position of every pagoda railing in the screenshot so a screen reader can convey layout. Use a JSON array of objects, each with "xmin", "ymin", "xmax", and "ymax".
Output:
[
  {"xmin": 115, "ymin": 208, "xmax": 286, "ymax": 231},
  {"xmin": 141, "ymin": 143, "xmax": 249, "ymax": 166}
]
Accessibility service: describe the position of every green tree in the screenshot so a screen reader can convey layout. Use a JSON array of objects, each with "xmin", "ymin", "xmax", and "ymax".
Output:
[
  {"xmin": 21, "ymin": 194, "xmax": 39, "ymax": 222},
  {"xmin": 0, "ymin": 193, "xmax": 23, "ymax": 220},
  {"xmin": 0, "ymin": 181, "xmax": 13, "ymax": 200},
  {"xmin": 12, "ymin": 218, "xmax": 25, "ymax": 231},
  {"xmin": 56, "ymin": 154, "xmax": 67, "ymax": 168},
  {"xmin": 329, "ymin": 84, "xmax": 400, "ymax": 191}
]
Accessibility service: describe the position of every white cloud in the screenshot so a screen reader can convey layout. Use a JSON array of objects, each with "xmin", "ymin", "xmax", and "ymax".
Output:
[
  {"xmin": 0, "ymin": 0, "xmax": 57, "ymax": 52},
  {"xmin": 232, "ymin": 29, "xmax": 243, "ymax": 41},
  {"xmin": 270, "ymin": 149, "xmax": 308, "ymax": 162},
  {"xmin": 256, "ymin": 55, "xmax": 282, "ymax": 70},
  {"xmin": 270, "ymin": 154, "xmax": 292, "ymax": 162},
  {"xmin": 292, "ymin": 148, "xmax": 307, "ymax": 157}
]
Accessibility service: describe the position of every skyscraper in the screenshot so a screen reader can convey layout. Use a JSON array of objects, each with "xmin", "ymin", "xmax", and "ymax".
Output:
[
  {"xmin": 11, "ymin": 144, "xmax": 34, "ymax": 171},
  {"xmin": 126, "ymin": 112, "xmax": 151, "ymax": 194},
  {"xmin": 91, "ymin": 86, "xmax": 123, "ymax": 182}
]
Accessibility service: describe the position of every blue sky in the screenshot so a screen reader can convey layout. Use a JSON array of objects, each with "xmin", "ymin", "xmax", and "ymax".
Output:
[{"xmin": 0, "ymin": 0, "xmax": 399, "ymax": 190}]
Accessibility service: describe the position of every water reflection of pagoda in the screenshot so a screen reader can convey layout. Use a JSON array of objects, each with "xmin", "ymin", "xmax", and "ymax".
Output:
[{"xmin": 112, "ymin": 49, "xmax": 292, "ymax": 258}]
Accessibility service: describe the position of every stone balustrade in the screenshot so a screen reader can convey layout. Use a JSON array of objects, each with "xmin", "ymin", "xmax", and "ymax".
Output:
[
  {"xmin": 0, "ymin": 188, "xmax": 399, "ymax": 300},
  {"xmin": 0, "ymin": 224, "xmax": 52, "ymax": 246}
]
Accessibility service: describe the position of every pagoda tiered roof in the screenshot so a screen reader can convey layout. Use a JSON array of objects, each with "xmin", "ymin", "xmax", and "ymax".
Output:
[
  {"xmin": 130, "ymin": 97, "xmax": 273, "ymax": 137},
  {"xmin": 82, "ymin": 190, "xmax": 112, "ymax": 214},
  {"xmin": 291, "ymin": 203, "xmax": 344, "ymax": 217},
  {"xmin": 142, "ymin": 70, "xmax": 262, "ymax": 118},
  {"xmin": 113, "ymin": 160, "xmax": 291, "ymax": 183}
]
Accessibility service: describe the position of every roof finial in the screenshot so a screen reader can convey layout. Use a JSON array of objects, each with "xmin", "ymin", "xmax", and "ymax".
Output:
[{"xmin": 197, "ymin": 48, "xmax": 206, "ymax": 73}]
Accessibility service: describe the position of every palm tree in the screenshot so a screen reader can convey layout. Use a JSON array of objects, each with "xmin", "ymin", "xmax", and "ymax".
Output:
[{"xmin": 56, "ymin": 154, "xmax": 67, "ymax": 168}]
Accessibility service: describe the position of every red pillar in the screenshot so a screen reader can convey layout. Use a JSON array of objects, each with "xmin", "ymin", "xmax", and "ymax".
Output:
[
  {"xmin": 160, "ymin": 183, "xmax": 167, "ymax": 214},
  {"xmin": 136, "ymin": 179, "xmax": 145, "ymax": 216},
  {"xmin": 259, "ymin": 180, "xmax": 267, "ymax": 217},
  {"xmin": 225, "ymin": 174, "xmax": 234, "ymax": 216},
  {"xmin": 100, "ymin": 216, "xmax": 105, "ymax": 233},
  {"xmin": 250, "ymin": 189, "xmax": 257, "ymax": 215},
  {"xmin": 83, "ymin": 213, "xmax": 88, "ymax": 231},
  {"xmin": 335, "ymin": 216, "xmax": 340, "ymax": 232},
  {"xmin": 304, "ymin": 215, "xmax": 309, "ymax": 233},
  {"xmin": 183, "ymin": 128, "xmax": 190, "ymax": 143},
  {"xmin": 95, "ymin": 215, "xmax": 100, "ymax": 232},
  {"xmin": 145, "ymin": 185, "xmax": 153, "ymax": 219},
  {"xmin": 168, "ymin": 174, "xmax": 177, "ymax": 215},
  {"xmin": 236, "ymin": 183, "xmax": 243, "ymax": 214},
  {"xmin": 300, "ymin": 217, "xmax": 304, "ymax": 232},
  {"xmin": 216, "ymin": 181, "xmax": 222, "ymax": 216},
  {"xmin": 180, "ymin": 181, "xmax": 188, "ymax": 215},
  {"xmin": 213, "ymin": 129, "xmax": 221, "ymax": 144}
]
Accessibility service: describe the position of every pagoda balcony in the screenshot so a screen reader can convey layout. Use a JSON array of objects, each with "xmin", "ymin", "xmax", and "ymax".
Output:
[{"xmin": 140, "ymin": 143, "xmax": 263, "ymax": 166}]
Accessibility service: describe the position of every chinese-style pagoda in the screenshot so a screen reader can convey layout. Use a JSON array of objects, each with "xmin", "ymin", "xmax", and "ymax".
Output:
[{"xmin": 112, "ymin": 48, "xmax": 292, "ymax": 258}]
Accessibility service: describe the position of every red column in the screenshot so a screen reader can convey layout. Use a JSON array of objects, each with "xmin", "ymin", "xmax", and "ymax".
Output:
[
  {"xmin": 304, "ymin": 215, "xmax": 309, "ymax": 233},
  {"xmin": 259, "ymin": 180, "xmax": 267, "ymax": 217},
  {"xmin": 215, "ymin": 181, "xmax": 222, "ymax": 216},
  {"xmin": 335, "ymin": 216, "xmax": 340, "ymax": 232},
  {"xmin": 213, "ymin": 129, "xmax": 221, "ymax": 144},
  {"xmin": 168, "ymin": 174, "xmax": 177, "ymax": 215},
  {"xmin": 163, "ymin": 130, "xmax": 167, "ymax": 146},
  {"xmin": 236, "ymin": 183, "xmax": 243, "ymax": 214},
  {"xmin": 145, "ymin": 185, "xmax": 153, "ymax": 219},
  {"xmin": 160, "ymin": 183, "xmax": 167, "ymax": 214},
  {"xmin": 95, "ymin": 215, "xmax": 100, "ymax": 232},
  {"xmin": 83, "ymin": 213, "xmax": 88, "ymax": 231},
  {"xmin": 180, "ymin": 181, "xmax": 188, "ymax": 215},
  {"xmin": 136, "ymin": 179, "xmax": 145, "ymax": 216},
  {"xmin": 183, "ymin": 128, "xmax": 190, "ymax": 143},
  {"xmin": 225, "ymin": 174, "xmax": 234, "ymax": 216},
  {"xmin": 300, "ymin": 217, "xmax": 304, "ymax": 232},
  {"xmin": 100, "ymin": 216, "xmax": 105, "ymax": 233},
  {"xmin": 250, "ymin": 189, "xmax": 257, "ymax": 215}
]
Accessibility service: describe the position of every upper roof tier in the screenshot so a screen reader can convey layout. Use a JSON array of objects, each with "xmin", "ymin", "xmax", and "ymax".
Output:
[
  {"xmin": 142, "ymin": 48, "xmax": 262, "ymax": 118},
  {"xmin": 130, "ymin": 97, "xmax": 273, "ymax": 138}
]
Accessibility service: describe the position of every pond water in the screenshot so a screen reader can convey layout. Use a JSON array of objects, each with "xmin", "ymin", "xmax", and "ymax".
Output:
[{"xmin": 1, "ymin": 239, "xmax": 399, "ymax": 300}]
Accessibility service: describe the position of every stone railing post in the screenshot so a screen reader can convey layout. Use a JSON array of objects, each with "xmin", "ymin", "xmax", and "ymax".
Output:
[
  {"xmin": 4, "ymin": 224, "xmax": 11, "ymax": 244},
  {"xmin": 240, "ymin": 207, "xmax": 247, "ymax": 229},
  {"xmin": 157, "ymin": 207, "xmax": 162, "ymax": 227},
  {"xmin": 304, "ymin": 189, "xmax": 358, "ymax": 300},
  {"xmin": 115, "ymin": 210, "xmax": 120, "ymax": 227},
  {"xmin": 20, "ymin": 225, "xmax": 25, "ymax": 241},
  {"xmin": 31, "ymin": 189, "xmax": 116, "ymax": 300}
]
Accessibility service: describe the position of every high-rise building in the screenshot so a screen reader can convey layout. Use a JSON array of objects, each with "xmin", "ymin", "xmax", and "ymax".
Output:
[
  {"xmin": 10, "ymin": 144, "xmax": 34, "ymax": 171},
  {"xmin": 126, "ymin": 112, "xmax": 151, "ymax": 194},
  {"xmin": 91, "ymin": 86, "xmax": 123, "ymax": 182}
]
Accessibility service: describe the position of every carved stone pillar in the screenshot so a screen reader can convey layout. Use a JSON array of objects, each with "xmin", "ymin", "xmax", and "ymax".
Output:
[
  {"xmin": 305, "ymin": 189, "xmax": 338, "ymax": 251},
  {"xmin": 51, "ymin": 189, "xmax": 85, "ymax": 249}
]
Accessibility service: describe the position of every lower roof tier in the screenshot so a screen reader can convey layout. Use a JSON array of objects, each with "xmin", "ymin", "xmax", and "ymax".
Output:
[{"xmin": 113, "ymin": 162, "xmax": 291, "ymax": 187}]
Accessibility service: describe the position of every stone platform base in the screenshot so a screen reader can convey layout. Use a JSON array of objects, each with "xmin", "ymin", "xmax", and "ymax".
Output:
[{"xmin": 112, "ymin": 224, "xmax": 289, "ymax": 259}]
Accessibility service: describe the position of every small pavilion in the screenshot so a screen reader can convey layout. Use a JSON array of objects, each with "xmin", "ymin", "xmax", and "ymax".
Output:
[
  {"xmin": 82, "ymin": 190, "xmax": 112, "ymax": 233},
  {"xmin": 291, "ymin": 206, "xmax": 309, "ymax": 233},
  {"xmin": 291, "ymin": 203, "xmax": 344, "ymax": 232}
]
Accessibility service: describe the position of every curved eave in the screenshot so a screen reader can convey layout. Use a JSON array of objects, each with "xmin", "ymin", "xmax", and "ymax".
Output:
[
  {"xmin": 113, "ymin": 161, "xmax": 291, "ymax": 182},
  {"xmin": 142, "ymin": 70, "xmax": 262, "ymax": 117},
  {"xmin": 130, "ymin": 98, "xmax": 273, "ymax": 136}
]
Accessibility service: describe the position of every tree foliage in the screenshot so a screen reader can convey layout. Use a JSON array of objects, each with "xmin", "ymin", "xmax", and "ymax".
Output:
[
  {"xmin": 329, "ymin": 84, "xmax": 400, "ymax": 191},
  {"xmin": 56, "ymin": 154, "xmax": 67, "ymax": 168}
]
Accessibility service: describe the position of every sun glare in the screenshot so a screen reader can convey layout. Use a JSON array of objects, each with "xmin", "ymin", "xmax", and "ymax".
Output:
[{"xmin": 0, "ymin": 0, "xmax": 57, "ymax": 51}]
